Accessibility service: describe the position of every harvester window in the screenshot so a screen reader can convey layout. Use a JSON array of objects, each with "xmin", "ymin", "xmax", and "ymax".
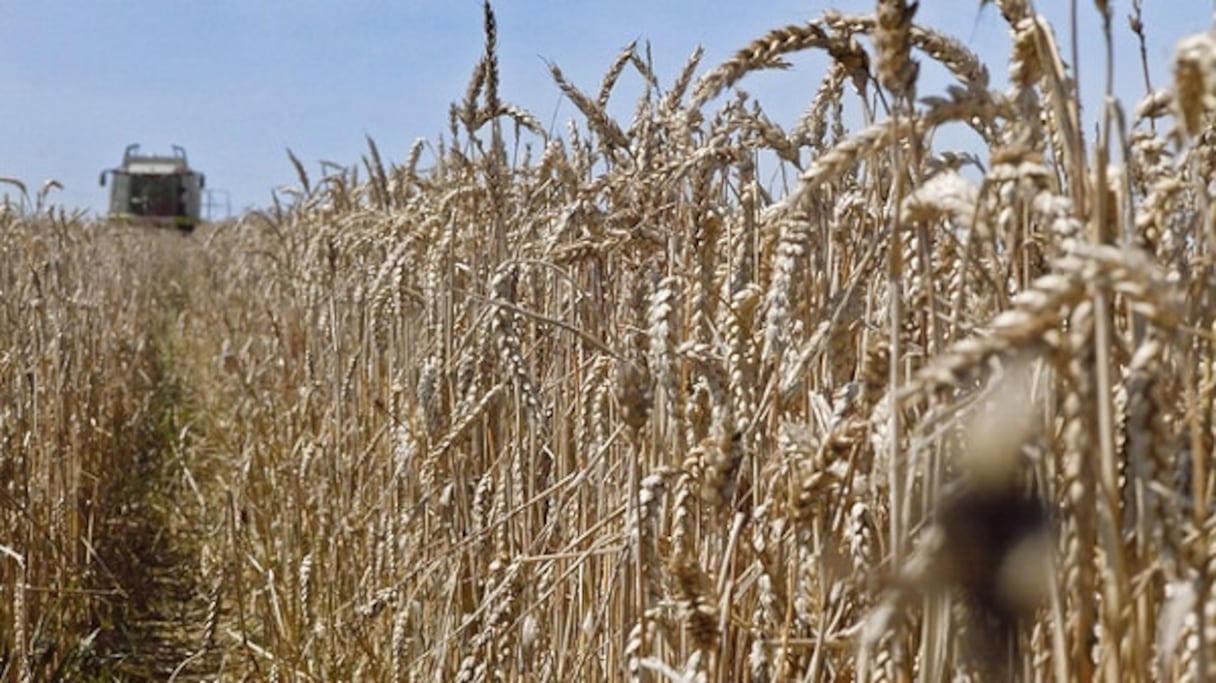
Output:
[{"xmin": 128, "ymin": 175, "xmax": 180, "ymax": 217}]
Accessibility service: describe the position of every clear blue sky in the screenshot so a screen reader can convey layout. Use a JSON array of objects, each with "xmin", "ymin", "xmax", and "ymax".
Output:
[{"xmin": 1, "ymin": 1, "xmax": 1209, "ymax": 216}]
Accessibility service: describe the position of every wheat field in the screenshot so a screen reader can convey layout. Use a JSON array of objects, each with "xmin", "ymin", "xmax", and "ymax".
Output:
[{"xmin": 3, "ymin": 1, "xmax": 1216, "ymax": 680}]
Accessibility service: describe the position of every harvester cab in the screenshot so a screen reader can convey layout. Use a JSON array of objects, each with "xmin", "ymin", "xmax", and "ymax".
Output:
[{"xmin": 100, "ymin": 144, "xmax": 205, "ymax": 232}]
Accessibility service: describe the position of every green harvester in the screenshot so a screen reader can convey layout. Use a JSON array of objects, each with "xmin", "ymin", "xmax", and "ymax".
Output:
[{"xmin": 101, "ymin": 144, "xmax": 205, "ymax": 232}]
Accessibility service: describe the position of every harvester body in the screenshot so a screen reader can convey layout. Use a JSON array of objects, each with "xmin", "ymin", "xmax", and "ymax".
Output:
[{"xmin": 101, "ymin": 144, "xmax": 205, "ymax": 231}]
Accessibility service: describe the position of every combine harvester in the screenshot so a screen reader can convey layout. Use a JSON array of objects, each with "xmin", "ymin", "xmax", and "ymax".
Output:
[{"xmin": 100, "ymin": 144, "xmax": 205, "ymax": 232}]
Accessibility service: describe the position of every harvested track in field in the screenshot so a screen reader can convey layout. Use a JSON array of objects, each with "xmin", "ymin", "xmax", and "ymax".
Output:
[
  {"xmin": 80, "ymin": 235, "xmax": 223, "ymax": 681},
  {"xmin": 88, "ymin": 369, "xmax": 219, "ymax": 680}
]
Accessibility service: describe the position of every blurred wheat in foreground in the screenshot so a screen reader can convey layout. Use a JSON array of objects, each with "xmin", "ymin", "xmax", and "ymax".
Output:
[{"xmin": 4, "ymin": 1, "xmax": 1216, "ymax": 680}]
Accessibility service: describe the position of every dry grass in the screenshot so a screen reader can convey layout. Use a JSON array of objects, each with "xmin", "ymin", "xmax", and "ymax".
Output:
[{"xmin": 4, "ymin": 1, "xmax": 1216, "ymax": 680}]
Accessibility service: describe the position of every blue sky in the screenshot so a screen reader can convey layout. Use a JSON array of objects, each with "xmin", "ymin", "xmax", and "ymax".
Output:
[{"xmin": 0, "ymin": 1, "xmax": 1209, "ymax": 216}]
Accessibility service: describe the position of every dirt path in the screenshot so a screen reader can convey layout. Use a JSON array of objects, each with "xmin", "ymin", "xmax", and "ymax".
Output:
[{"xmin": 81, "ymin": 240, "xmax": 223, "ymax": 680}]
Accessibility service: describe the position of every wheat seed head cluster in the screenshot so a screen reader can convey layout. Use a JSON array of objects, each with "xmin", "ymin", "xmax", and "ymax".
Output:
[{"xmin": 3, "ymin": 0, "xmax": 1216, "ymax": 680}]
